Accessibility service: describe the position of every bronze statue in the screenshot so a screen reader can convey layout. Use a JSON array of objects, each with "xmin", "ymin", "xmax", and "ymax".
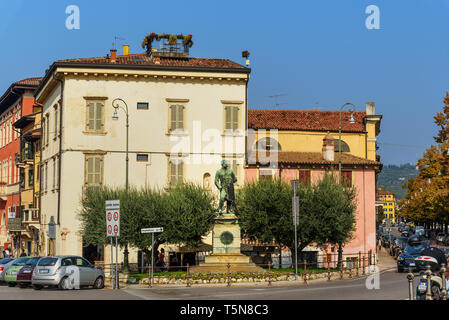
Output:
[{"xmin": 215, "ymin": 160, "xmax": 237, "ymax": 216}]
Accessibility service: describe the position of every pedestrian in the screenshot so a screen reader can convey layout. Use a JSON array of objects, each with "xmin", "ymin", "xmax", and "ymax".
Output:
[
  {"xmin": 4, "ymin": 247, "xmax": 9, "ymax": 258},
  {"xmin": 157, "ymin": 248, "xmax": 166, "ymax": 271}
]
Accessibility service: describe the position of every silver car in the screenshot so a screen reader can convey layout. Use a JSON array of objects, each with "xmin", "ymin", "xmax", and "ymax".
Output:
[
  {"xmin": 0, "ymin": 258, "xmax": 15, "ymax": 282},
  {"xmin": 32, "ymin": 256, "xmax": 105, "ymax": 290}
]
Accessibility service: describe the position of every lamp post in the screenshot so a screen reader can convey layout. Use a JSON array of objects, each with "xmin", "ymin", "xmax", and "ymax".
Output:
[
  {"xmin": 111, "ymin": 98, "xmax": 130, "ymax": 272},
  {"xmin": 338, "ymin": 103, "xmax": 356, "ymax": 185}
]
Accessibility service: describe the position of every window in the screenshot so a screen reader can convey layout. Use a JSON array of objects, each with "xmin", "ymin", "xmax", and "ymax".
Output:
[
  {"xmin": 137, "ymin": 102, "xmax": 149, "ymax": 110},
  {"xmin": 298, "ymin": 170, "xmax": 311, "ymax": 185},
  {"xmin": 54, "ymin": 104, "xmax": 58, "ymax": 139},
  {"xmin": 259, "ymin": 169, "xmax": 273, "ymax": 180},
  {"xmin": 136, "ymin": 154, "xmax": 149, "ymax": 162},
  {"xmin": 41, "ymin": 118, "xmax": 45, "ymax": 147},
  {"xmin": 45, "ymin": 114, "xmax": 49, "ymax": 145},
  {"xmin": 254, "ymin": 137, "xmax": 281, "ymax": 151},
  {"xmin": 52, "ymin": 158, "xmax": 56, "ymax": 190},
  {"xmin": 44, "ymin": 162, "xmax": 48, "ymax": 192},
  {"xmin": 169, "ymin": 105, "xmax": 184, "ymax": 132},
  {"xmin": 85, "ymin": 154, "xmax": 103, "ymax": 186},
  {"xmin": 334, "ymin": 139, "xmax": 350, "ymax": 152},
  {"xmin": 86, "ymin": 101, "xmax": 104, "ymax": 133},
  {"xmin": 19, "ymin": 170, "xmax": 25, "ymax": 188},
  {"xmin": 224, "ymin": 106, "xmax": 239, "ymax": 132},
  {"xmin": 341, "ymin": 171, "xmax": 352, "ymax": 187},
  {"xmin": 28, "ymin": 169, "xmax": 33, "ymax": 187},
  {"xmin": 169, "ymin": 158, "xmax": 183, "ymax": 186}
]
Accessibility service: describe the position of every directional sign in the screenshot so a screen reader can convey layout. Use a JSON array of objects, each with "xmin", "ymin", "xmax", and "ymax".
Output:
[
  {"xmin": 106, "ymin": 200, "xmax": 120, "ymax": 237},
  {"xmin": 141, "ymin": 227, "xmax": 164, "ymax": 234}
]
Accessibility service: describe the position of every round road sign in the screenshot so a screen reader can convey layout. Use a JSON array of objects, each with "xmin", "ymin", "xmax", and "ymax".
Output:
[
  {"xmin": 113, "ymin": 212, "xmax": 119, "ymax": 221},
  {"xmin": 107, "ymin": 225, "xmax": 112, "ymax": 234},
  {"xmin": 114, "ymin": 225, "xmax": 119, "ymax": 234},
  {"xmin": 107, "ymin": 212, "xmax": 112, "ymax": 221}
]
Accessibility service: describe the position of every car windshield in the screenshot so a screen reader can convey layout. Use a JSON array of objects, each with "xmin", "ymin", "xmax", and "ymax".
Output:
[
  {"xmin": 37, "ymin": 257, "xmax": 58, "ymax": 266},
  {"xmin": 404, "ymin": 244, "xmax": 428, "ymax": 255},
  {"xmin": 11, "ymin": 257, "xmax": 30, "ymax": 266},
  {"xmin": 25, "ymin": 257, "xmax": 40, "ymax": 266},
  {"xmin": 0, "ymin": 258, "xmax": 13, "ymax": 264}
]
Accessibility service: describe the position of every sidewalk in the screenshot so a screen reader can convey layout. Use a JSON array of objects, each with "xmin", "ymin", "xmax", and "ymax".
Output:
[{"xmin": 376, "ymin": 246, "xmax": 397, "ymax": 272}]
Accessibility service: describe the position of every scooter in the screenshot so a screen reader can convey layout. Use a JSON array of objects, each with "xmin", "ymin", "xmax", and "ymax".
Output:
[{"xmin": 414, "ymin": 255, "xmax": 443, "ymax": 300}]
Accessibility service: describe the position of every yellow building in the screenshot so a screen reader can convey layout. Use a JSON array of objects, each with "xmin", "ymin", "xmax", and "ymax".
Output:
[{"xmin": 376, "ymin": 189, "xmax": 396, "ymax": 223}]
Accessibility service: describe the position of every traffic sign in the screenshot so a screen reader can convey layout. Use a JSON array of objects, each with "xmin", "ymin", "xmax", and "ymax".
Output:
[
  {"xmin": 292, "ymin": 196, "xmax": 299, "ymax": 226},
  {"xmin": 106, "ymin": 200, "xmax": 120, "ymax": 237},
  {"xmin": 141, "ymin": 227, "xmax": 164, "ymax": 233}
]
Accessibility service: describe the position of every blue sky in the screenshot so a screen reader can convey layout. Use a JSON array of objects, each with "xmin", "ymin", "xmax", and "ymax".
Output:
[{"xmin": 1, "ymin": 0, "xmax": 448, "ymax": 165}]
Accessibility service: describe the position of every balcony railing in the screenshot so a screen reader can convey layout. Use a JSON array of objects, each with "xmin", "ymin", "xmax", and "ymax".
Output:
[
  {"xmin": 8, "ymin": 218, "xmax": 25, "ymax": 231},
  {"xmin": 22, "ymin": 209, "xmax": 39, "ymax": 223}
]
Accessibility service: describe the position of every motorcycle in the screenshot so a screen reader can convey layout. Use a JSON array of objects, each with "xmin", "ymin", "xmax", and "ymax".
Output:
[{"xmin": 414, "ymin": 255, "xmax": 444, "ymax": 300}]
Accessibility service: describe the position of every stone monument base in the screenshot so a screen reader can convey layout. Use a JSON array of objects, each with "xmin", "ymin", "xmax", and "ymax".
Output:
[{"xmin": 190, "ymin": 215, "xmax": 264, "ymax": 274}]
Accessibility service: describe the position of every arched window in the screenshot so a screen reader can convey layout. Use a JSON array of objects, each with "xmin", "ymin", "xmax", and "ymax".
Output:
[
  {"xmin": 203, "ymin": 173, "xmax": 211, "ymax": 190},
  {"xmin": 334, "ymin": 139, "xmax": 350, "ymax": 152},
  {"xmin": 254, "ymin": 138, "xmax": 281, "ymax": 151}
]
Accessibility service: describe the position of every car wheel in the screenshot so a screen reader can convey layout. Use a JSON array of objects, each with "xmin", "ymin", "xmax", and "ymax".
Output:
[
  {"xmin": 19, "ymin": 283, "xmax": 29, "ymax": 288},
  {"xmin": 397, "ymin": 267, "xmax": 403, "ymax": 273},
  {"xmin": 58, "ymin": 277, "xmax": 71, "ymax": 290},
  {"xmin": 93, "ymin": 276, "xmax": 104, "ymax": 289},
  {"xmin": 7, "ymin": 282, "xmax": 16, "ymax": 287},
  {"xmin": 32, "ymin": 284, "xmax": 43, "ymax": 290}
]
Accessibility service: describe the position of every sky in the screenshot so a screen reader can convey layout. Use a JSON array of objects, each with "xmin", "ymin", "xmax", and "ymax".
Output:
[{"xmin": 1, "ymin": 0, "xmax": 448, "ymax": 165}]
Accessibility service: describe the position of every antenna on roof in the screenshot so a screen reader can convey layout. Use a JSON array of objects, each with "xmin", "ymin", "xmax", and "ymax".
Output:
[
  {"xmin": 268, "ymin": 93, "xmax": 287, "ymax": 108},
  {"xmin": 113, "ymin": 36, "xmax": 126, "ymax": 50}
]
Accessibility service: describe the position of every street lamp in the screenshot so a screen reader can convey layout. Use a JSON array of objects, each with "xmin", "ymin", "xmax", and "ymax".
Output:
[
  {"xmin": 338, "ymin": 103, "xmax": 356, "ymax": 184},
  {"xmin": 111, "ymin": 98, "xmax": 130, "ymax": 272}
]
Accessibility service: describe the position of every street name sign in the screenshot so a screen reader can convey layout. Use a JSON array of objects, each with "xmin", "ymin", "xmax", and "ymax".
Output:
[
  {"xmin": 106, "ymin": 200, "xmax": 120, "ymax": 237},
  {"xmin": 141, "ymin": 227, "xmax": 164, "ymax": 233}
]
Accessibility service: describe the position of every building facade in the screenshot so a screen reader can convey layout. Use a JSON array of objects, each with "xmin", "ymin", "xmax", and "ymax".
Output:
[
  {"xmin": 245, "ymin": 103, "xmax": 382, "ymax": 262},
  {"xmin": 376, "ymin": 189, "xmax": 396, "ymax": 224},
  {"xmin": 34, "ymin": 46, "xmax": 250, "ymax": 264},
  {"xmin": 0, "ymin": 77, "xmax": 41, "ymax": 255}
]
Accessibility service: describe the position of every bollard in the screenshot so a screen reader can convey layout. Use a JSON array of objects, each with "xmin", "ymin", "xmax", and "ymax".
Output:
[
  {"xmin": 327, "ymin": 263, "xmax": 331, "ymax": 282},
  {"xmin": 268, "ymin": 262, "xmax": 272, "ymax": 286},
  {"xmin": 227, "ymin": 263, "xmax": 231, "ymax": 287},
  {"xmin": 349, "ymin": 265, "xmax": 352, "ymax": 279},
  {"xmin": 339, "ymin": 261, "xmax": 343, "ymax": 280},
  {"xmin": 362, "ymin": 256, "xmax": 366, "ymax": 275},
  {"xmin": 356, "ymin": 260, "xmax": 359, "ymax": 277},
  {"xmin": 407, "ymin": 267, "xmax": 415, "ymax": 300},
  {"xmin": 425, "ymin": 265, "xmax": 433, "ymax": 300},
  {"xmin": 148, "ymin": 262, "xmax": 152, "ymax": 288},
  {"xmin": 186, "ymin": 263, "xmax": 191, "ymax": 288},
  {"xmin": 441, "ymin": 264, "xmax": 447, "ymax": 301},
  {"xmin": 303, "ymin": 261, "xmax": 307, "ymax": 284}
]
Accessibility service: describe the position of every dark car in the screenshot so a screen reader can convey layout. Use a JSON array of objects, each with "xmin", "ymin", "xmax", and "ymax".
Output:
[
  {"xmin": 397, "ymin": 242, "xmax": 429, "ymax": 272},
  {"xmin": 16, "ymin": 257, "xmax": 41, "ymax": 288},
  {"xmin": 382, "ymin": 234, "xmax": 395, "ymax": 248}
]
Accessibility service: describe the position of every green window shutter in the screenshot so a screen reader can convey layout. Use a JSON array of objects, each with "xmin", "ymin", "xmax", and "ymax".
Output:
[
  {"xmin": 95, "ymin": 102, "xmax": 103, "ymax": 131},
  {"xmin": 177, "ymin": 161, "xmax": 183, "ymax": 184},
  {"xmin": 225, "ymin": 106, "xmax": 231, "ymax": 130},
  {"xmin": 232, "ymin": 107, "xmax": 239, "ymax": 130},
  {"xmin": 88, "ymin": 103, "xmax": 95, "ymax": 131}
]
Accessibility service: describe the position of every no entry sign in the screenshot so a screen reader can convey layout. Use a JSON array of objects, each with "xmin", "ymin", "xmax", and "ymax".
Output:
[{"xmin": 106, "ymin": 200, "xmax": 120, "ymax": 237}]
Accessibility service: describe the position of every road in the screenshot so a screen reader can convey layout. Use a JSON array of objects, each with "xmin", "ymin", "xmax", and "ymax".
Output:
[{"xmin": 0, "ymin": 269, "xmax": 417, "ymax": 300}]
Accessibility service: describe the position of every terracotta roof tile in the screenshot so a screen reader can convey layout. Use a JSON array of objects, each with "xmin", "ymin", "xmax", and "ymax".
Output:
[
  {"xmin": 248, "ymin": 151, "xmax": 380, "ymax": 166},
  {"xmin": 248, "ymin": 109, "xmax": 366, "ymax": 132},
  {"xmin": 56, "ymin": 53, "xmax": 246, "ymax": 70},
  {"xmin": 13, "ymin": 77, "xmax": 42, "ymax": 87}
]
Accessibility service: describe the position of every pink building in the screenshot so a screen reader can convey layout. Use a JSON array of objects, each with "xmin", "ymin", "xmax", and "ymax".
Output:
[{"xmin": 245, "ymin": 105, "xmax": 382, "ymax": 263}]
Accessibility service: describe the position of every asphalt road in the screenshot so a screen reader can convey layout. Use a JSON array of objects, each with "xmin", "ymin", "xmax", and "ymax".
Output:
[{"xmin": 0, "ymin": 269, "xmax": 417, "ymax": 300}]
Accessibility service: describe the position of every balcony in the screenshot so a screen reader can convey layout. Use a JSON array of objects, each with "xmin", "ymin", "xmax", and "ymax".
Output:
[
  {"xmin": 8, "ymin": 218, "xmax": 25, "ymax": 231},
  {"xmin": 22, "ymin": 209, "xmax": 40, "ymax": 225}
]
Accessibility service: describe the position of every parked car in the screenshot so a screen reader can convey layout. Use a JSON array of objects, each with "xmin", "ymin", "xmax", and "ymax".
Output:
[
  {"xmin": 397, "ymin": 241, "xmax": 429, "ymax": 272},
  {"xmin": 0, "ymin": 258, "xmax": 15, "ymax": 283},
  {"xmin": 16, "ymin": 257, "xmax": 41, "ymax": 288},
  {"xmin": 391, "ymin": 237, "xmax": 408, "ymax": 258},
  {"xmin": 32, "ymin": 256, "xmax": 105, "ymax": 290},
  {"xmin": 382, "ymin": 234, "xmax": 395, "ymax": 248},
  {"xmin": 436, "ymin": 233, "xmax": 448, "ymax": 246},
  {"xmin": 4, "ymin": 257, "xmax": 31, "ymax": 287}
]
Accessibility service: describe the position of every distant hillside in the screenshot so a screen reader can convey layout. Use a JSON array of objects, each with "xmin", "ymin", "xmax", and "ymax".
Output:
[{"xmin": 377, "ymin": 164, "xmax": 418, "ymax": 200}]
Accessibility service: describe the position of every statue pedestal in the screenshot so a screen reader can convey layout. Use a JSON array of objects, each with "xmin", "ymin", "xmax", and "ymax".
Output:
[{"xmin": 190, "ymin": 215, "xmax": 264, "ymax": 273}]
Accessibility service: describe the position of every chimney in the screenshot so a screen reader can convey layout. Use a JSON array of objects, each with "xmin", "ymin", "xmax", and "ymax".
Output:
[
  {"xmin": 154, "ymin": 56, "xmax": 161, "ymax": 64},
  {"xmin": 123, "ymin": 45, "xmax": 129, "ymax": 56},
  {"xmin": 322, "ymin": 132, "xmax": 335, "ymax": 161},
  {"xmin": 110, "ymin": 49, "xmax": 117, "ymax": 63},
  {"xmin": 366, "ymin": 102, "xmax": 375, "ymax": 116}
]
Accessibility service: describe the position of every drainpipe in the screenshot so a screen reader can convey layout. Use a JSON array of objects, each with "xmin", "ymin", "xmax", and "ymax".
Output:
[
  {"xmin": 245, "ymin": 75, "xmax": 249, "ymax": 170},
  {"xmin": 53, "ymin": 74, "xmax": 64, "ymax": 226}
]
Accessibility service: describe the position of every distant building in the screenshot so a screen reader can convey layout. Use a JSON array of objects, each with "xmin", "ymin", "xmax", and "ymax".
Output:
[{"xmin": 376, "ymin": 188, "xmax": 396, "ymax": 223}]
